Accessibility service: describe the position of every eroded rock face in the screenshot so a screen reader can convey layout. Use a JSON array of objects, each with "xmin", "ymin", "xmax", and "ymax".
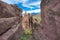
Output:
[
  {"xmin": 33, "ymin": 0, "xmax": 60, "ymax": 40},
  {"xmin": 0, "ymin": 1, "xmax": 22, "ymax": 18},
  {"xmin": 22, "ymin": 14, "xmax": 33, "ymax": 30},
  {"xmin": 0, "ymin": 1, "xmax": 23, "ymax": 40},
  {"xmin": 0, "ymin": 17, "xmax": 17, "ymax": 35}
]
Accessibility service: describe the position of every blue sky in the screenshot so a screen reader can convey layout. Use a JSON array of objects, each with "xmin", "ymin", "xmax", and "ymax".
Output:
[{"xmin": 1, "ymin": 0, "xmax": 41, "ymax": 14}]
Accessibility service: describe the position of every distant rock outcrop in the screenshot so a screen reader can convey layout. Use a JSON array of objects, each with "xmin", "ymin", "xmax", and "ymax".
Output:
[
  {"xmin": 22, "ymin": 14, "xmax": 33, "ymax": 30},
  {"xmin": 0, "ymin": 1, "xmax": 23, "ymax": 40},
  {"xmin": 32, "ymin": 0, "xmax": 60, "ymax": 40}
]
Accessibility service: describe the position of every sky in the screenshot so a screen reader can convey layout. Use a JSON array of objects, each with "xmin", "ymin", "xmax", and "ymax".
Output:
[{"xmin": 1, "ymin": 0, "xmax": 41, "ymax": 14}]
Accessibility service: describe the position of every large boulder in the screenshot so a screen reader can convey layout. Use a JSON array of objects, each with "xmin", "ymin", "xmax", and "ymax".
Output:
[
  {"xmin": 33, "ymin": 0, "xmax": 60, "ymax": 40},
  {"xmin": 0, "ymin": 1, "xmax": 23, "ymax": 40}
]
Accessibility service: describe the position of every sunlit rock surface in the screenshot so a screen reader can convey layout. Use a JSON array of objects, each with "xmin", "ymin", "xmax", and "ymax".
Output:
[{"xmin": 22, "ymin": 14, "xmax": 33, "ymax": 30}]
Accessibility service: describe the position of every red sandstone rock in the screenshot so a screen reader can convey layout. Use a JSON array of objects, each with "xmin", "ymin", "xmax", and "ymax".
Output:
[
  {"xmin": 0, "ymin": 1, "xmax": 23, "ymax": 40},
  {"xmin": 33, "ymin": 0, "xmax": 60, "ymax": 40},
  {"xmin": 0, "ymin": 17, "xmax": 17, "ymax": 35}
]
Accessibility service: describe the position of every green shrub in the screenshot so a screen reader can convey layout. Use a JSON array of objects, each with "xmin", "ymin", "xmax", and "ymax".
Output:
[
  {"xmin": 20, "ymin": 29, "xmax": 33, "ymax": 40},
  {"xmin": 24, "ymin": 29, "xmax": 32, "ymax": 35}
]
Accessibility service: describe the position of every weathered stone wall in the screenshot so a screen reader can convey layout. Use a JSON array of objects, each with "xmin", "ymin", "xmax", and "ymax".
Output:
[
  {"xmin": 0, "ymin": 1, "xmax": 23, "ymax": 40},
  {"xmin": 32, "ymin": 0, "xmax": 60, "ymax": 40}
]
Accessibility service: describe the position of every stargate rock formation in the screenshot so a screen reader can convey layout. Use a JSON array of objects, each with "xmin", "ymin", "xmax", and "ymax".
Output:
[
  {"xmin": 32, "ymin": 0, "xmax": 60, "ymax": 40},
  {"xmin": 0, "ymin": 1, "xmax": 23, "ymax": 40}
]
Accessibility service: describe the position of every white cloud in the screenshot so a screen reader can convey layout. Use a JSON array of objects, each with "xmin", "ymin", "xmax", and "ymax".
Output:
[
  {"xmin": 0, "ymin": 0, "xmax": 18, "ymax": 4},
  {"xmin": 21, "ymin": 1, "xmax": 40, "ymax": 9},
  {"xmin": 22, "ymin": 11, "xmax": 25, "ymax": 14},
  {"xmin": 22, "ymin": 4, "xmax": 33, "ymax": 8},
  {"xmin": 28, "ymin": 1, "xmax": 40, "ymax": 6},
  {"xmin": 27, "ymin": 9, "xmax": 40, "ymax": 13},
  {"xmin": 0, "ymin": 0, "xmax": 28, "ymax": 4},
  {"xmin": 22, "ymin": 9, "xmax": 40, "ymax": 14},
  {"xmin": 16, "ymin": 0, "xmax": 28, "ymax": 3}
]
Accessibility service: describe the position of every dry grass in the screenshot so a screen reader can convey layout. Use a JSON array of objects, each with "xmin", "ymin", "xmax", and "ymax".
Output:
[{"xmin": 33, "ymin": 14, "xmax": 41, "ymax": 24}]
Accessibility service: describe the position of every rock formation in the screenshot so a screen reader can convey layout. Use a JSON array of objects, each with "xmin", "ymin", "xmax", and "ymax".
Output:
[
  {"xmin": 22, "ymin": 14, "xmax": 33, "ymax": 30},
  {"xmin": 0, "ymin": 1, "xmax": 23, "ymax": 40},
  {"xmin": 32, "ymin": 0, "xmax": 60, "ymax": 40}
]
